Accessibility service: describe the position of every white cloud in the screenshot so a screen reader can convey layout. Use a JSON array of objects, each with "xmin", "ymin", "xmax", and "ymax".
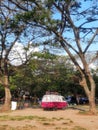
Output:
[{"xmin": 8, "ymin": 42, "xmax": 39, "ymax": 66}]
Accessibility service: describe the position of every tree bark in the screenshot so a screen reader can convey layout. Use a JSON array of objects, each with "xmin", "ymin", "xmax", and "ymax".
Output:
[
  {"xmin": 88, "ymin": 80, "xmax": 96, "ymax": 114},
  {"xmin": 89, "ymin": 95, "xmax": 96, "ymax": 114},
  {"xmin": 87, "ymin": 73, "xmax": 96, "ymax": 114},
  {"xmin": 0, "ymin": 75, "xmax": 11, "ymax": 112},
  {"xmin": 81, "ymin": 76, "xmax": 97, "ymax": 114}
]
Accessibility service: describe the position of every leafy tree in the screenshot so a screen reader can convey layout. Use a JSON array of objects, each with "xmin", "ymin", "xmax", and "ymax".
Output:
[
  {"xmin": 14, "ymin": 52, "xmax": 57, "ymax": 95},
  {"xmin": 8, "ymin": 0, "xmax": 98, "ymax": 114},
  {"xmin": 10, "ymin": 52, "xmax": 75, "ymax": 98},
  {"xmin": 0, "ymin": 1, "xmax": 40, "ymax": 111},
  {"xmin": 0, "ymin": 1, "xmax": 24, "ymax": 111}
]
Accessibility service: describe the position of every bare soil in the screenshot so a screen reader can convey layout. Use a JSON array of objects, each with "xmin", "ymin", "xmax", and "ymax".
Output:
[{"xmin": 0, "ymin": 107, "xmax": 98, "ymax": 130}]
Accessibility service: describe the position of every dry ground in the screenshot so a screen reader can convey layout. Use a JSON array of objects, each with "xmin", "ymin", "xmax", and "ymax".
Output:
[{"xmin": 0, "ymin": 107, "xmax": 98, "ymax": 130}]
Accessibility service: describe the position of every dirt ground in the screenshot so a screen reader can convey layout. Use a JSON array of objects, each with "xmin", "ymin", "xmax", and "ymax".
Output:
[{"xmin": 0, "ymin": 107, "xmax": 98, "ymax": 130}]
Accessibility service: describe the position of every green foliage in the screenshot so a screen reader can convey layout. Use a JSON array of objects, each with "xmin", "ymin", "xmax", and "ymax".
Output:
[
  {"xmin": 33, "ymin": 52, "xmax": 56, "ymax": 59},
  {"xmin": 14, "ymin": 7, "xmax": 51, "ymax": 25},
  {"xmin": 9, "ymin": 52, "xmax": 80, "ymax": 97}
]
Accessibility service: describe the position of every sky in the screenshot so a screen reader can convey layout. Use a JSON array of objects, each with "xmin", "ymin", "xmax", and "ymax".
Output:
[
  {"xmin": 52, "ymin": 0, "xmax": 98, "ymax": 54},
  {"xmin": 78, "ymin": 0, "xmax": 98, "ymax": 52},
  {"xmin": 8, "ymin": 42, "xmax": 39, "ymax": 66}
]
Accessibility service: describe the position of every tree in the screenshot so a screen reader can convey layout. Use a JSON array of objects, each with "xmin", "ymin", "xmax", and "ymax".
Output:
[
  {"xmin": 0, "ymin": 1, "xmax": 40, "ymax": 111},
  {"xmin": 0, "ymin": 1, "xmax": 26, "ymax": 111},
  {"xmin": 5, "ymin": 0, "xmax": 98, "ymax": 114}
]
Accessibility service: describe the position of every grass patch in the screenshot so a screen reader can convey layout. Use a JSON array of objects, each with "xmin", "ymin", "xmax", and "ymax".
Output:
[
  {"xmin": 62, "ymin": 122, "xmax": 69, "ymax": 125},
  {"xmin": 55, "ymin": 127, "xmax": 68, "ymax": 130},
  {"xmin": 52, "ymin": 117, "xmax": 58, "ymax": 120},
  {"xmin": 78, "ymin": 111, "xmax": 88, "ymax": 115},
  {"xmin": 0, "ymin": 115, "xmax": 9, "ymax": 120},
  {"xmin": 78, "ymin": 110, "xmax": 98, "ymax": 115},
  {"xmin": 73, "ymin": 126, "xmax": 87, "ymax": 130},
  {"xmin": 43, "ymin": 122, "xmax": 55, "ymax": 126},
  {"xmin": 9, "ymin": 116, "xmax": 37, "ymax": 121},
  {"xmin": 69, "ymin": 120, "xmax": 74, "ymax": 123},
  {"xmin": 0, "ymin": 125, "xmax": 13, "ymax": 130},
  {"xmin": 0, "ymin": 125, "xmax": 37, "ymax": 130},
  {"xmin": 52, "ymin": 117, "xmax": 64, "ymax": 121},
  {"xmin": 0, "ymin": 115, "xmax": 49, "ymax": 121},
  {"xmin": 62, "ymin": 120, "xmax": 73, "ymax": 126},
  {"xmin": 37, "ymin": 116, "xmax": 48, "ymax": 121},
  {"xmin": 55, "ymin": 127, "xmax": 62, "ymax": 129},
  {"xmin": 65, "ymin": 118, "xmax": 74, "ymax": 123}
]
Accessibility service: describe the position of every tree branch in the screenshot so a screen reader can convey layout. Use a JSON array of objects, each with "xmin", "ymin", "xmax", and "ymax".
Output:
[
  {"xmin": 84, "ymin": 29, "xmax": 98, "ymax": 54},
  {"xmin": 8, "ymin": 0, "xmax": 28, "ymax": 11},
  {"xmin": 79, "ymin": 19, "xmax": 98, "ymax": 28}
]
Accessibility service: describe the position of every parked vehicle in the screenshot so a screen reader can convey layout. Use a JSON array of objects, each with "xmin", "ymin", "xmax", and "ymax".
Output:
[
  {"xmin": 41, "ymin": 94, "xmax": 68, "ymax": 110},
  {"xmin": 79, "ymin": 97, "xmax": 88, "ymax": 104},
  {"xmin": 65, "ymin": 96, "xmax": 77, "ymax": 105},
  {"xmin": 65, "ymin": 96, "xmax": 89, "ymax": 105}
]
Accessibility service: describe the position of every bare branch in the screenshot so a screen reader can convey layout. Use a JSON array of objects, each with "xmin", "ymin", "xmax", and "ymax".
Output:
[
  {"xmin": 79, "ymin": 19, "xmax": 98, "ymax": 28},
  {"xmin": 84, "ymin": 29, "xmax": 98, "ymax": 53},
  {"xmin": 8, "ymin": 0, "xmax": 28, "ymax": 11}
]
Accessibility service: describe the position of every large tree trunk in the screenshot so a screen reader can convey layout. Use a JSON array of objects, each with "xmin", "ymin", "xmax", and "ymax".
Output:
[
  {"xmin": 88, "ymin": 95, "xmax": 96, "ymax": 114},
  {"xmin": 0, "ymin": 75, "xmax": 11, "ymax": 112},
  {"xmin": 80, "ymin": 76, "xmax": 97, "ymax": 114},
  {"xmin": 88, "ymin": 78, "xmax": 96, "ymax": 114},
  {"xmin": 3, "ymin": 86, "xmax": 12, "ymax": 111}
]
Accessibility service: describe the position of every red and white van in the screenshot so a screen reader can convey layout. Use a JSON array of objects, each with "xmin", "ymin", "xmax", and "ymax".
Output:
[{"xmin": 41, "ymin": 94, "xmax": 68, "ymax": 110}]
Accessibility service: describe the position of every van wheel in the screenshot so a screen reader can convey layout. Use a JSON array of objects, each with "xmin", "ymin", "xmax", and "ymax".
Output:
[
  {"xmin": 43, "ymin": 108, "xmax": 47, "ymax": 111},
  {"xmin": 53, "ymin": 108, "xmax": 57, "ymax": 111},
  {"xmin": 62, "ymin": 106, "xmax": 67, "ymax": 110}
]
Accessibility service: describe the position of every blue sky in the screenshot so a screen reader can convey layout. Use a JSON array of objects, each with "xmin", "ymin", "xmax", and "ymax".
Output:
[{"xmin": 52, "ymin": 0, "xmax": 98, "ymax": 54}]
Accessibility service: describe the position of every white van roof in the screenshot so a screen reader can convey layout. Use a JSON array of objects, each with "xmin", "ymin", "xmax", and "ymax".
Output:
[{"xmin": 42, "ymin": 95, "xmax": 65, "ymax": 102}]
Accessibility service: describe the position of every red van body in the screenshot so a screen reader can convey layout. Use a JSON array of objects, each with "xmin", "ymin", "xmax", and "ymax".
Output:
[{"xmin": 41, "ymin": 95, "xmax": 68, "ymax": 110}]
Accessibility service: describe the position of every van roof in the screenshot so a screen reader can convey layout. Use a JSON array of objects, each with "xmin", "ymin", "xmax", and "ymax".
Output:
[{"xmin": 42, "ymin": 94, "xmax": 65, "ymax": 102}]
